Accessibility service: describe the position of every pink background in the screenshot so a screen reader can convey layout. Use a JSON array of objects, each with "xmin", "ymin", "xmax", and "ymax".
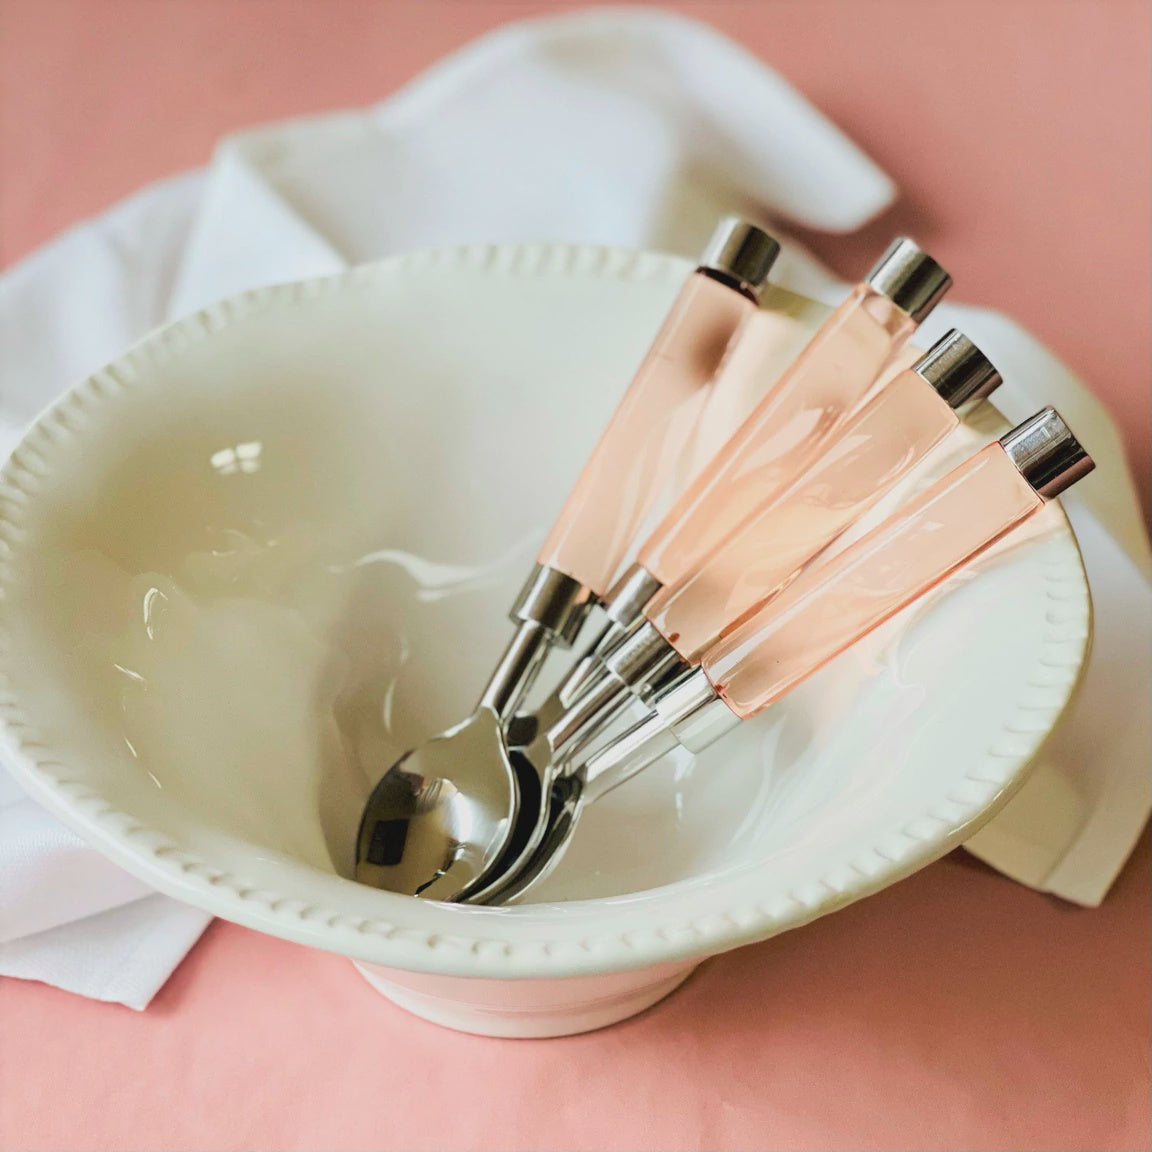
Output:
[{"xmin": 1, "ymin": 2, "xmax": 1148, "ymax": 1150}]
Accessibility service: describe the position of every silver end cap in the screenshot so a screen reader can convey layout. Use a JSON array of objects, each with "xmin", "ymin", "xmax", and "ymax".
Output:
[
  {"xmin": 865, "ymin": 237, "xmax": 952, "ymax": 322},
  {"xmin": 913, "ymin": 329, "xmax": 1002, "ymax": 408},
  {"xmin": 1000, "ymin": 407, "xmax": 1095, "ymax": 498},
  {"xmin": 699, "ymin": 217, "xmax": 781, "ymax": 301}
]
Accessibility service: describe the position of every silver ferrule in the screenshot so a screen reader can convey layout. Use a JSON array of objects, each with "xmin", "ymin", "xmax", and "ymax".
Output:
[
  {"xmin": 636, "ymin": 660, "xmax": 698, "ymax": 707},
  {"xmin": 913, "ymin": 329, "xmax": 1002, "ymax": 409},
  {"xmin": 1000, "ymin": 407, "xmax": 1094, "ymax": 499},
  {"xmin": 552, "ymin": 564, "xmax": 662, "ymax": 705},
  {"xmin": 581, "ymin": 669, "xmax": 737, "ymax": 804},
  {"xmin": 865, "ymin": 237, "xmax": 951, "ymax": 322},
  {"xmin": 607, "ymin": 619, "xmax": 687, "ymax": 706},
  {"xmin": 563, "ymin": 619, "xmax": 685, "ymax": 719},
  {"xmin": 699, "ymin": 217, "xmax": 781, "ymax": 302},
  {"xmin": 552, "ymin": 620, "xmax": 634, "ymax": 708},
  {"xmin": 603, "ymin": 619, "xmax": 683, "ymax": 686},
  {"xmin": 603, "ymin": 563, "xmax": 663, "ymax": 627},
  {"xmin": 652, "ymin": 667, "xmax": 740, "ymax": 753},
  {"xmin": 510, "ymin": 564, "xmax": 595, "ymax": 646},
  {"xmin": 545, "ymin": 670, "xmax": 634, "ymax": 761},
  {"xmin": 545, "ymin": 622, "xmax": 685, "ymax": 757}
]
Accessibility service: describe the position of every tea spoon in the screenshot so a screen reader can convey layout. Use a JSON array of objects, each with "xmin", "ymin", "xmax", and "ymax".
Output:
[
  {"xmin": 475, "ymin": 408, "xmax": 1094, "ymax": 903},
  {"xmin": 554, "ymin": 237, "xmax": 952, "ymax": 708},
  {"xmin": 355, "ymin": 218, "xmax": 780, "ymax": 899},
  {"xmin": 518, "ymin": 328, "xmax": 1004, "ymax": 756},
  {"xmin": 466, "ymin": 243, "xmax": 954, "ymax": 902}
]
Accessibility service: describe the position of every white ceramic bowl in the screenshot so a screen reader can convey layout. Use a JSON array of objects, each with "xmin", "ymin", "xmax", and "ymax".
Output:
[{"xmin": 0, "ymin": 245, "xmax": 1090, "ymax": 1037}]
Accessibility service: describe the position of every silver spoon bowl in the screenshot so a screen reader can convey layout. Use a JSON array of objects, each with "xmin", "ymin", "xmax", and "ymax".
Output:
[{"xmin": 354, "ymin": 564, "xmax": 590, "ymax": 899}]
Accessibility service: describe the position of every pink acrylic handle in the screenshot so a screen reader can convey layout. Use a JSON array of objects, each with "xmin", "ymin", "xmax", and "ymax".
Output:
[
  {"xmin": 537, "ymin": 272, "xmax": 754, "ymax": 597},
  {"xmin": 637, "ymin": 284, "xmax": 920, "ymax": 588},
  {"xmin": 647, "ymin": 365, "xmax": 959, "ymax": 662},
  {"xmin": 702, "ymin": 442, "xmax": 1043, "ymax": 720}
]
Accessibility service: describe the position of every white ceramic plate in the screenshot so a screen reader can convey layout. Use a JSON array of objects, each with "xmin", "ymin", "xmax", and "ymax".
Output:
[{"xmin": 0, "ymin": 245, "xmax": 1090, "ymax": 1035}]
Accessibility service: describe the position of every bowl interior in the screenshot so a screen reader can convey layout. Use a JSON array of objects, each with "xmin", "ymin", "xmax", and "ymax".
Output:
[{"xmin": 0, "ymin": 246, "xmax": 1089, "ymax": 974}]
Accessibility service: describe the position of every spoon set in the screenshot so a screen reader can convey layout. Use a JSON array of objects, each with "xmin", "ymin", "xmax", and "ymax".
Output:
[{"xmin": 355, "ymin": 218, "xmax": 1094, "ymax": 905}]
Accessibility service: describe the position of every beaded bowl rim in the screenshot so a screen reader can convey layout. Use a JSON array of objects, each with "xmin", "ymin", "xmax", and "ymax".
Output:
[{"xmin": 0, "ymin": 243, "xmax": 1091, "ymax": 979}]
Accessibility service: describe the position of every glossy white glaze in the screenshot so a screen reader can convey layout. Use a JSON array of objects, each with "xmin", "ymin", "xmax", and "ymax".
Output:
[{"xmin": 0, "ymin": 244, "xmax": 1090, "ymax": 1036}]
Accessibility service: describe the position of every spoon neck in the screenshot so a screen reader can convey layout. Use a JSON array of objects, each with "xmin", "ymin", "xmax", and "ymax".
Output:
[
  {"xmin": 581, "ymin": 712, "xmax": 680, "ymax": 805},
  {"xmin": 580, "ymin": 669, "xmax": 739, "ymax": 803},
  {"xmin": 545, "ymin": 622, "xmax": 687, "ymax": 758},
  {"xmin": 553, "ymin": 563, "xmax": 662, "ymax": 705},
  {"xmin": 478, "ymin": 565, "xmax": 596, "ymax": 719},
  {"xmin": 477, "ymin": 621, "xmax": 552, "ymax": 719}
]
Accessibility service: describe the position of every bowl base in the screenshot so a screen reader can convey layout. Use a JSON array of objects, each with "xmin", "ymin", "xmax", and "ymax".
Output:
[{"xmin": 352, "ymin": 958, "xmax": 698, "ymax": 1038}]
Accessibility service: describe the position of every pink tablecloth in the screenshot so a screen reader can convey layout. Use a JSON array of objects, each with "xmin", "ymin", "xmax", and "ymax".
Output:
[{"xmin": 0, "ymin": 2, "xmax": 1148, "ymax": 1149}]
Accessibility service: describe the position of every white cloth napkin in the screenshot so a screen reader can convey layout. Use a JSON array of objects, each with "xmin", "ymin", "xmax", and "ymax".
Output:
[{"xmin": 1, "ymin": 7, "xmax": 1148, "ymax": 1008}]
